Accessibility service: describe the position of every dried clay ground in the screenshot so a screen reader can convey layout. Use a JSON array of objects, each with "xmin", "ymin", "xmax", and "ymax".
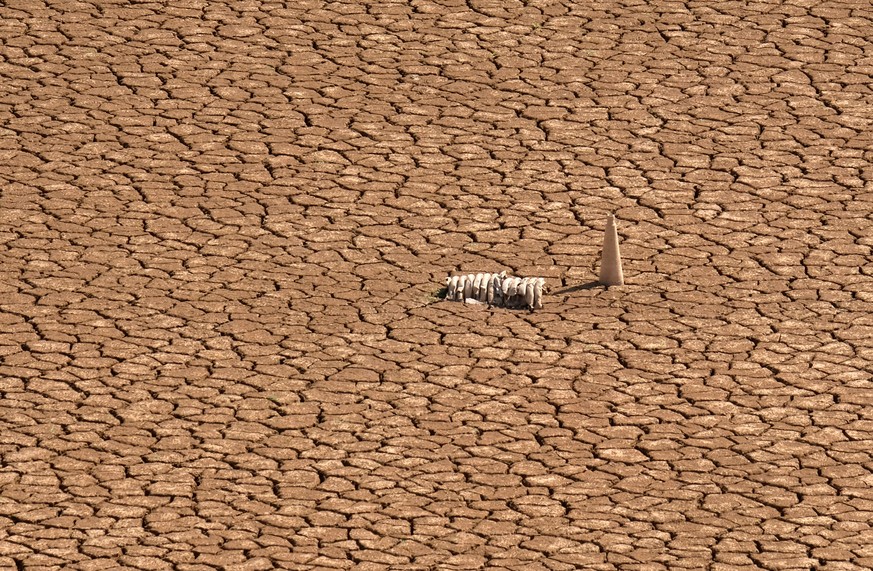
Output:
[{"xmin": 1, "ymin": 1, "xmax": 873, "ymax": 570}]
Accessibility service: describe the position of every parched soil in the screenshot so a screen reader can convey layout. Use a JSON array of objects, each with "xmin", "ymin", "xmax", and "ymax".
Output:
[{"xmin": 1, "ymin": 1, "xmax": 873, "ymax": 570}]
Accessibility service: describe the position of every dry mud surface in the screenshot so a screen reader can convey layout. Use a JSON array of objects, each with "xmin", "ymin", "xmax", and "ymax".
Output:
[{"xmin": 1, "ymin": 1, "xmax": 873, "ymax": 570}]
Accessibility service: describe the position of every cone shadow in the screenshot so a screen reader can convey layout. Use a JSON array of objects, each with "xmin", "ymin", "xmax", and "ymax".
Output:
[{"xmin": 555, "ymin": 280, "xmax": 601, "ymax": 295}]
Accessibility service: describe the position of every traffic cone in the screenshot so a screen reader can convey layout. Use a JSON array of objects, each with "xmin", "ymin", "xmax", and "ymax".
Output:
[{"xmin": 599, "ymin": 214, "xmax": 624, "ymax": 286}]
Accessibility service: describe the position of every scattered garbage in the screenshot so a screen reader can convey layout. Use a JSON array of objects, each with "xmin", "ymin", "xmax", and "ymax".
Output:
[{"xmin": 445, "ymin": 272, "xmax": 545, "ymax": 310}]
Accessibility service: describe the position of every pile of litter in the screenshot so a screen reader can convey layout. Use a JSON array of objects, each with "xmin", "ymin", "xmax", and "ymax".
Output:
[{"xmin": 445, "ymin": 272, "xmax": 545, "ymax": 310}]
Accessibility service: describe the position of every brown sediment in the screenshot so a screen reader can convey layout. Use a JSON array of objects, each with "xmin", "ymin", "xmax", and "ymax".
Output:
[{"xmin": 1, "ymin": 1, "xmax": 872, "ymax": 569}]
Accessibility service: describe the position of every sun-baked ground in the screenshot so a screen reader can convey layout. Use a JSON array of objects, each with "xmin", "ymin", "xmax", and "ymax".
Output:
[{"xmin": 1, "ymin": 1, "xmax": 872, "ymax": 569}]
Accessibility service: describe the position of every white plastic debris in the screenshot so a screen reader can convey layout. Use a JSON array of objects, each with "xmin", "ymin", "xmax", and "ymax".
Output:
[{"xmin": 445, "ymin": 271, "xmax": 545, "ymax": 310}]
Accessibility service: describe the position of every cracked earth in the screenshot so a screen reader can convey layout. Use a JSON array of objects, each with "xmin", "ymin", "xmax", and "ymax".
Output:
[{"xmin": 1, "ymin": 0, "xmax": 873, "ymax": 570}]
